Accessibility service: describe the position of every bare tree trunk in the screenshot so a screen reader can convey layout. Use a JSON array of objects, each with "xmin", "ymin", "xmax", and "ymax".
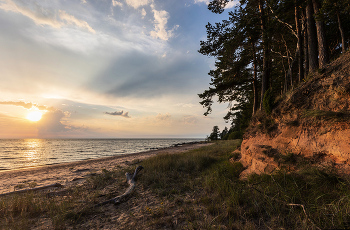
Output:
[
  {"xmin": 335, "ymin": 8, "xmax": 347, "ymax": 53},
  {"xmin": 306, "ymin": 1, "xmax": 318, "ymax": 72},
  {"xmin": 259, "ymin": 0, "xmax": 270, "ymax": 110},
  {"xmin": 312, "ymin": 0, "xmax": 329, "ymax": 69},
  {"xmin": 252, "ymin": 42, "xmax": 259, "ymax": 115},
  {"xmin": 281, "ymin": 56, "xmax": 288, "ymax": 92},
  {"xmin": 302, "ymin": 9, "xmax": 309, "ymax": 77},
  {"xmin": 295, "ymin": 1, "xmax": 303, "ymax": 83}
]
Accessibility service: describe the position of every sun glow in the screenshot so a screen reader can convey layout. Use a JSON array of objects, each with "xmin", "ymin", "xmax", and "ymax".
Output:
[{"xmin": 27, "ymin": 111, "xmax": 43, "ymax": 122}]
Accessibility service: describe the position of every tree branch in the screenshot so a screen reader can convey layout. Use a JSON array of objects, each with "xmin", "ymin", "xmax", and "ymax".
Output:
[{"xmin": 94, "ymin": 166, "xmax": 144, "ymax": 207}]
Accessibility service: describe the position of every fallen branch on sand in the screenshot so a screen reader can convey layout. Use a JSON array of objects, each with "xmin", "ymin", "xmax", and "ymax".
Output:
[
  {"xmin": 0, "ymin": 183, "xmax": 63, "ymax": 197},
  {"xmin": 94, "ymin": 165, "xmax": 144, "ymax": 207}
]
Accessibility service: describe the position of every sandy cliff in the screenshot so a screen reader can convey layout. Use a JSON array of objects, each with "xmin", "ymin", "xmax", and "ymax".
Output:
[{"xmin": 239, "ymin": 52, "xmax": 350, "ymax": 177}]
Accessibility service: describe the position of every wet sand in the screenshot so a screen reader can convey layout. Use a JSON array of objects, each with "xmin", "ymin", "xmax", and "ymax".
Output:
[{"xmin": 0, "ymin": 142, "xmax": 211, "ymax": 194}]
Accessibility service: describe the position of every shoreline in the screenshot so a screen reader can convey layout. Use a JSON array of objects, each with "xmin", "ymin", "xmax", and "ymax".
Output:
[{"xmin": 0, "ymin": 142, "xmax": 211, "ymax": 194}]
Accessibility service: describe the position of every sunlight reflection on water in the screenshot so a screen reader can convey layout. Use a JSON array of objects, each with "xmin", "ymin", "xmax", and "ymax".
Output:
[{"xmin": 0, "ymin": 138, "xmax": 203, "ymax": 170}]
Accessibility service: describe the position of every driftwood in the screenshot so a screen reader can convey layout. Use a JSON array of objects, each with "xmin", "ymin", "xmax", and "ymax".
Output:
[
  {"xmin": 0, "ymin": 183, "xmax": 63, "ymax": 197},
  {"xmin": 95, "ymin": 165, "xmax": 144, "ymax": 207}
]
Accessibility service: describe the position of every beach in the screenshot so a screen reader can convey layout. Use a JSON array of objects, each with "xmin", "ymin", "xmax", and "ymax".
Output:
[{"xmin": 0, "ymin": 142, "xmax": 211, "ymax": 195}]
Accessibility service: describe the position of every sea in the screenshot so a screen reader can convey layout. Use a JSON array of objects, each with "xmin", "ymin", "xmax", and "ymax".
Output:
[{"xmin": 0, "ymin": 138, "xmax": 204, "ymax": 171}]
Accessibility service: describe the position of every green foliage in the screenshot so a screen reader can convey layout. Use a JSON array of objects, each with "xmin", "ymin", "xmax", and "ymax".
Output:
[
  {"xmin": 227, "ymin": 131, "xmax": 243, "ymax": 139},
  {"xmin": 303, "ymin": 109, "xmax": 350, "ymax": 121},
  {"xmin": 220, "ymin": 126, "xmax": 229, "ymax": 139},
  {"xmin": 208, "ymin": 125, "xmax": 220, "ymax": 141},
  {"xmin": 199, "ymin": 0, "xmax": 350, "ymax": 133}
]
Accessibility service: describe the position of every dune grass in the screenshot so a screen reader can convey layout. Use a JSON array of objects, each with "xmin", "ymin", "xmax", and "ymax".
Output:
[
  {"xmin": 138, "ymin": 140, "xmax": 350, "ymax": 229},
  {"xmin": 1, "ymin": 140, "xmax": 350, "ymax": 229}
]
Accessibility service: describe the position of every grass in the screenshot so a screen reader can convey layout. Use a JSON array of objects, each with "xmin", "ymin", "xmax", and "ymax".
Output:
[
  {"xmin": 139, "ymin": 140, "xmax": 350, "ymax": 229},
  {"xmin": 303, "ymin": 109, "xmax": 350, "ymax": 121},
  {"xmin": 1, "ymin": 140, "xmax": 350, "ymax": 229}
]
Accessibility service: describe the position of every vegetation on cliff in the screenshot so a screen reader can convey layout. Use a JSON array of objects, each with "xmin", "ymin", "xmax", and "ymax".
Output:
[{"xmin": 199, "ymin": 0, "xmax": 350, "ymax": 135}]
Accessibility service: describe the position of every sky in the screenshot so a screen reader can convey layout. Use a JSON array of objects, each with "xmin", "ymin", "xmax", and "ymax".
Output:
[{"xmin": 0, "ymin": 0, "xmax": 238, "ymax": 139}]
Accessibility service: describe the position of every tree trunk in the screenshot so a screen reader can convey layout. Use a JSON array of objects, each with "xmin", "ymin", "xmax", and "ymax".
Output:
[
  {"xmin": 259, "ymin": 0, "xmax": 270, "ymax": 110},
  {"xmin": 302, "ymin": 9, "xmax": 309, "ymax": 77},
  {"xmin": 306, "ymin": 1, "xmax": 318, "ymax": 72},
  {"xmin": 295, "ymin": 2, "xmax": 303, "ymax": 82},
  {"xmin": 312, "ymin": 0, "xmax": 329, "ymax": 69},
  {"xmin": 281, "ymin": 55, "xmax": 288, "ymax": 92},
  {"xmin": 252, "ymin": 42, "xmax": 259, "ymax": 115},
  {"xmin": 335, "ymin": 8, "xmax": 346, "ymax": 53}
]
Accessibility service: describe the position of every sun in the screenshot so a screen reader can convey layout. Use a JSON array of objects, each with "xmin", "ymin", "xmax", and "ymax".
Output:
[{"xmin": 27, "ymin": 111, "xmax": 43, "ymax": 122}]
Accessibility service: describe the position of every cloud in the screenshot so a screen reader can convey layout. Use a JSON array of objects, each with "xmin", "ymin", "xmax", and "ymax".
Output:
[
  {"xmin": 175, "ymin": 103, "xmax": 197, "ymax": 108},
  {"xmin": 0, "ymin": 0, "xmax": 61, "ymax": 28},
  {"xmin": 105, "ymin": 110, "xmax": 130, "ymax": 118},
  {"xmin": 0, "ymin": 0, "xmax": 95, "ymax": 33},
  {"xmin": 155, "ymin": 113, "xmax": 171, "ymax": 122},
  {"xmin": 58, "ymin": 10, "xmax": 96, "ymax": 34},
  {"xmin": 183, "ymin": 115, "xmax": 198, "ymax": 124},
  {"xmin": 37, "ymin": 110, "xmax": 67, "ymax": 134},
  {"xmin": 141, "ymin": 8, "xmax": 146, "ymax": 17},
  {"xmin": 112, "ymin": 0, "xmax": 123, "ymax": 7},
  {"xmin": 0, "ymin": 101, "xmax": 55, "ymax": 111},
  {"xmin": 81, "ymin": 0, "xmax": 87, "ymax": 4},
  {"xmin": 125, "ymin": 0, "xmax": 151, "ymax": 9},
  {"xmin": 0, "ymin": 101, "xmax": 33, "ymax": 109},
  {"xmin": 193, "ymin": 0, "xmax": 238, "ymax": 9},
  {"xmin": 150, "ymin": 6, "xmax": 179, "ymax": 41}
]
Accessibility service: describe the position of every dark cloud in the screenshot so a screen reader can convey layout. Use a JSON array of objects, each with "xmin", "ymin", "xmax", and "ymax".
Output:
[
  {"xmin": 104, "ymin": 110, "xmax": 130, "ymax": 118},
  {"xmin": 88, "ymin": 50, "xmax": 209, "ymax": 99}
]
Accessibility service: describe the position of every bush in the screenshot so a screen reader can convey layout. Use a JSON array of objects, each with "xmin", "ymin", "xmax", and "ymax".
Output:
[{"xmin": 227, "ymin": 131, "xmax": 243, "ymax": 140}]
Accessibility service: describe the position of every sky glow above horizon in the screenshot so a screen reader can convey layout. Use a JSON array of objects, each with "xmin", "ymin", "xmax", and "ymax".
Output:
[{"xmin": 0, "ymin": 0, "xmax": 238, "ymax": 139}]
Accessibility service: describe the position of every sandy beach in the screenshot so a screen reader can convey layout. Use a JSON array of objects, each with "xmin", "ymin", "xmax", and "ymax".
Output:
[{"xmin": 0, "ymin": 142, "xmax": 211, "ymax": 195}]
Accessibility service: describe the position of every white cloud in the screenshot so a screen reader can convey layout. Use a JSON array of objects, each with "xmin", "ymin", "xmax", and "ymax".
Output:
[
  {"xmin": 125, "ymin": 0, "xmax": 151, "ymax": 9},
  {"xmin": 150, "ymin": 6, "xmax": 179, "ymax": 41},
  {"xmin": 141, "ymin": 8, "xmax": 146, "ymax": 17},
  {"xmin": 59, "ymin": 10, "xmax": 95, "ymax": 34},
  {"xmin": 175, "ymin": 103, "xmax": 197, "ymax": 108},
  {"xmin": 225, "ymin": 1, "xmax": 238, "ymax": 8},
  {"xmin": 193, "ymin": 0, "xmax": 238, "ymax": 9},
  {"xmin": 81, "ymin": 0, "xmax": 87, "ymax": 4},
  {"xmin": 194, "ymin": 0, "xmax": 209, "ymax": 3},
  {"xmin": 0, "ymin": 0, "xmax": 61, "ymax": 28},
  {"xmin": 0, "ymin": 0, "xmax": 95, "ymax": 33},
  {"xmin": 112, "ymin": 0, "xmax": 123, "ymax": 7}
]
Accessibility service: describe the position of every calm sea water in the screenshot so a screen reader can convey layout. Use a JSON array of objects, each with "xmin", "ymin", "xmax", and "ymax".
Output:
[{"xmin": 0, "ymin": 139, "xmax": 203, "ymax": 171}]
